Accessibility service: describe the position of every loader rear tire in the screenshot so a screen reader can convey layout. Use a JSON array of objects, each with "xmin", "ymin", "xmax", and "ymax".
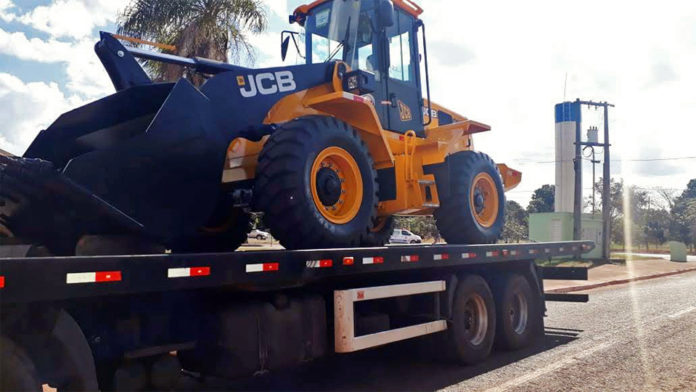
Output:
[
  {"xmin": 254, "ymin": 116, "xmax": 378, "ymax": 249},
  {"xmin": 434, "ymin": 151, "xmax": 505, "ymax": 244}
]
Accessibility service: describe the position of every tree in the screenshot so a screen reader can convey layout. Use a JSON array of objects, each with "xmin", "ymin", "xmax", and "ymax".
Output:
[
  {"xmin": 527, "ymin": 185, "xmax": 555, "ymax": 213},
  {"xmin": 118, "ymin": 0, "xmax": 267, "ymax": 84},
  {"xmin": 502, "ymin": 200, "xmax": 528, "ymax": 243},
  {"xmin": 671, "ymin": 179, "xmax": 696, "ymax": 251}
]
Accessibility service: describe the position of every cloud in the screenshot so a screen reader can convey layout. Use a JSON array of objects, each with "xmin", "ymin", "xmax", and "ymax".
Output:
[
  {"xmin": 428, "ymin": 41, "xmax": 475, "ymax": 67},
  {"xmin": 0, "ymin": 0, "xmax": 15, "ymax": 22},
  {"xmin": 8, "ymin": 0, "xmax": 119, "ymax": 39},
  {"xmin": 0, "ymin": 28, "xmax": 113, "ymax": 96},
  {"xmin": 0, "ymin": 72, "xmax": 85, "ymax": 155}
]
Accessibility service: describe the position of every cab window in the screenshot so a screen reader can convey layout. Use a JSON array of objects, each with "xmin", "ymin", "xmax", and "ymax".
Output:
[{"xmin": 387, "ymin": 11, "xmax": 415, "ymax": 83}]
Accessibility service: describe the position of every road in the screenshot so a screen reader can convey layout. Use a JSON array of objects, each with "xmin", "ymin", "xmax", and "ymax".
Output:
[{"xmin": 188, "ymin": 270, "xmax": 696, "ymax": 392}]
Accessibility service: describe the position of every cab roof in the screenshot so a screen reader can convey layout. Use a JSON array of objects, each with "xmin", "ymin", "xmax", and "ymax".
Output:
[{"xmin": 293, "ymin": 0, "xmax": 423, "ymax": 22}]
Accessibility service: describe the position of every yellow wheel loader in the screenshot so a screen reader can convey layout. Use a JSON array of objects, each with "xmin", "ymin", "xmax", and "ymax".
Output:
[{"xmin": 0, "ymin": 0, "xmax": 520, "ymax": 255}]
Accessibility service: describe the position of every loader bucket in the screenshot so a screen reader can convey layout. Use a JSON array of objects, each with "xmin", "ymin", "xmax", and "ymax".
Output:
[{"xmin": 23, "ymin": 79, "xmax": 229, "ymax": 242}]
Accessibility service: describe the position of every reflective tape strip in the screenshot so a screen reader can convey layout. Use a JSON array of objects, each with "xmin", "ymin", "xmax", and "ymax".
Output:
[
  {"xmin": 529, "ymin": 249, "xmax": 539, "ymax": 255},
  {"xmin": 245, "ymin": 263, "xmax": 279, "ymax": 273},
  {"xmin": 559, "ymin": 247, "xmax": 565, "ymax": 252},
  {"xmin": 306, "ymin": 259, "xmax": 333, "ymax": 269},
  {"xmin": 0, "ymin": 276, "xmax": 4, "ymax": 289},
  {"xmin": 502, "ymin": 250, "xmax": 510, "ymax": 256},
  {"xmin": 572, "ymin": 246, "xmax": 579, "ymax": 251},
  {"xmin": 462, "ymin": 252, "xmax": 476, "ymax": 259},
  {"xmin": 67, "ymin": 271, "xmax": 121, "ymax": 284},
  {"xmin": 168, "ymin": 267, "xmax": 210, "ymax": 278},
  {"xmin": 486, "ymin": 251, "xmax": 500, "ymax": 257},
  {"xmin": 434, "ymin": 253, "xmax": 449, "ymax": 261},
  {"xmin": 510, "ymin": 250, "xmax": 519, "ymax": 256},
  {"xmin": 400, "ymin": 255, "xmax": 419, "ymax": 263},
  {"xmin": 545, "ymin": 248, "xmax": 551, "ymax": 253},
  {"xmin": 343, "ymin": 257, "xmax": 355, "ymax": 265},
  {"xmin": 362, "ymin": 256, "xmax": 384, "ymax": 265}
]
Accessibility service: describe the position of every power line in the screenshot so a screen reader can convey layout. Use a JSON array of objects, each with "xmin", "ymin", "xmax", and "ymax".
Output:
[{"xmin": 513, "ymin": 156, "xmax": 696, "ymax": 165}]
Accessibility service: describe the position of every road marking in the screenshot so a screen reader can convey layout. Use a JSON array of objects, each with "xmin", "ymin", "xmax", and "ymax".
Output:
[
  {"xmin": 483, "ymin": 341, "xmax": 614, "ymax": 392},
  {"xmin": 668, "ymin": 306, "xmax": 696, "ymax": 319}
]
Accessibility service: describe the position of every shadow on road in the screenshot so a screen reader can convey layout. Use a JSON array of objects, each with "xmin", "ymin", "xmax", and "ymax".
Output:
[{"xmin": 188, "ymin": 328, "xmax": 582, "ymax": 391}]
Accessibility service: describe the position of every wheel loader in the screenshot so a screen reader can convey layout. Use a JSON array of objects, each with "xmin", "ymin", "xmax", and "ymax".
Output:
[{"xmin": 0, "ymin": 0, "xmax": 521, "ymax": 255}]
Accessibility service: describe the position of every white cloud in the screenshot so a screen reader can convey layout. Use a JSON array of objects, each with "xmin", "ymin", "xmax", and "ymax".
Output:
[
  {"xmin": 0, "ymin": 73, "xmax": 85, "ymax": 154},
  {"xmin": 0, "ymin": 28, "xmax": 113, "ymax": 96},
  {"xmin": 11, "ymin": 0, "xmax": 119, "ymax": 39},
  {"xmin": 0, "ymin": 0, "xmax": 15, "ymax": 22}
]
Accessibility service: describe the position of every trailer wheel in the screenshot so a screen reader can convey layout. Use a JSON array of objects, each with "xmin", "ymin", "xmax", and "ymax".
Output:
[
  {"xmin": 254, "ymin": 116, "xmax": 378, "ymax": 249},
  {"xmin": 448, "ymin": 275, "xmax": 496, "ymax": 364},
  {"xmin": 495, "ymin": 274, "xmax": 540, "ymax": 350},
  {"xmin": 360, "ymin": 216, "xmax": 394, "ymax": 246},
  {"xmin": 0, "ymin": 336, "xmax": 41, "ymax": 391},
  {"xmin": 434, "ymin": 151, "xmax": 505, "ymax": 244}
]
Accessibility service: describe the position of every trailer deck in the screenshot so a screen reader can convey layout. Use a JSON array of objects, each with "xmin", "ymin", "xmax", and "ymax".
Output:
[{"xmin": 0, "ymin": 241, "xmax": 593, "ymax": 304}]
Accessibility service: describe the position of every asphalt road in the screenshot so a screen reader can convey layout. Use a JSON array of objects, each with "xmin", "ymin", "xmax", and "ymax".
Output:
[{"xmin": 187, "ymin": 271, "xmax": 696, "ymax": 391}]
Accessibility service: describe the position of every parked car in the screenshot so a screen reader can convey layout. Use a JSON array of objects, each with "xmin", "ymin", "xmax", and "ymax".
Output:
[
  {"xmin": 389, "ymin": 229, "xmax": 423, "ymax": 244},
  {"xmin": 248, "ymin": 229, "xmax": 270, "ymax": 241}
]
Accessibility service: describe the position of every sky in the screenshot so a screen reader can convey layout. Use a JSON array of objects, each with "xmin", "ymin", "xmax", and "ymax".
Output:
[{"xmin": 1, "ymin": 0, "xmax": 695, "ymax": 208}]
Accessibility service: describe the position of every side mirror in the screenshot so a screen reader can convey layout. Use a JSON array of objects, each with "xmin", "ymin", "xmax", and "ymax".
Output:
[
  {"xmin": 377, "ymin": 0, "xmax": 395, "ymax": 29},
  {"xmin": 281, "ymin": 35, "xmax": 291, "ymax": 61}
]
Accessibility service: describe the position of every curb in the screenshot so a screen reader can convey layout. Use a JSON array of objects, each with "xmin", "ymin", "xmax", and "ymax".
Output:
[{"xmin": 546, "ymin": 267, "xmax": 696, "ymax": 294}]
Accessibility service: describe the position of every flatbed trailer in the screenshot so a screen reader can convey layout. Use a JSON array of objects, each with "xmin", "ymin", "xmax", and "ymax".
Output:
[{"xmin": 0, "ymin": 241, "xmax": 593, "ymax": 391}]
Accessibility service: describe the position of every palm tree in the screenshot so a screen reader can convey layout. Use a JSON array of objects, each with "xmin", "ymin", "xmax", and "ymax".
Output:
[{"xmin": 118, "ymin": 0, "xmax": 267, "ymax": 84}]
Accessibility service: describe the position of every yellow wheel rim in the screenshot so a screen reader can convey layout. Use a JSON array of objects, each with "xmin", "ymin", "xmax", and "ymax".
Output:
[
  {"xmin": 311, "ymin": 147, "xmax": 363, "ymax": 224},
  {"xmin": 470, "ymin": 172, "xmax": 499, "ymax": 228}
]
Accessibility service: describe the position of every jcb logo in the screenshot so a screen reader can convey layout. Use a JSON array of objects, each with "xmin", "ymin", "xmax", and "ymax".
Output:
[{"xmin": 237, "ymin": 71, "xmax": 296, "ymax": 98}]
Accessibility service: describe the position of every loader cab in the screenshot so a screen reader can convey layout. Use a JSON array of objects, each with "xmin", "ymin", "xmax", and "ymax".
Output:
[{"xmin": 290, "ymin": 0, "xmax": 427, "ymax": 136}]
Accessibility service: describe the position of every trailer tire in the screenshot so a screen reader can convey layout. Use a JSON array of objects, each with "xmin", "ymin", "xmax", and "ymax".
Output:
[
  {"xmin": 495, "ymin": 274, "xmax": 540, "ymax": 350},
  {"xmin": 254, "ymin": 116, "xmax": 378, "ymax": 249},
  {"xmin": 448, "ymin": 275, "xmax": 496, "ymax": 364},
  {"xmin": 435, "ymin": 151, "xmax": 505, "ymax": 244},
  {"xmin": 0, "ymin": 336, "xmax": 41, "ymax": 391}
]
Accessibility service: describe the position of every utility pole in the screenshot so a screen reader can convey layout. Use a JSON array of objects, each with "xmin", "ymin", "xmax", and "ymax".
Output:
[
  {"xmin": 576, "ymin": 100, "xmax": 614, "ymax": 261},
  {"xmin": 602, "ymin": 103, "xmax": 611, "ymax": 261},
  {"xmin": 573, "ymin": 99, "xmax": 583, "ymax": 243}
]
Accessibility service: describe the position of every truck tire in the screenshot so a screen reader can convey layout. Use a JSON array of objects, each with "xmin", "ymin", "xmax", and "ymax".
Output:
[
  {"xmin": 0, "ymin": 336, "xmax": 41, "ymax": 391},
  {"xmin": 448, "ymin": 275, "xmax": 496, "ymax": 364},
  {"xmin": 495, "ymin": 274, "xmax": 541, "ymax": 350},
  {"xmin": 434, "ymin": 151, "xmax": 505, "ymax": 244},
  {"xmin": 254, "ymin": 116, "xmax": 378, "ymax": 249},
  {"xmin": 360, "ymin": 216, "xmax": 394, "ymax": 247}
]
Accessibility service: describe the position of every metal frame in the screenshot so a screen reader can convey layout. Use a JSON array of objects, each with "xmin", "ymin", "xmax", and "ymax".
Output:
[{"xmin": 334, "ymin": 281, "xmax": 447, "ymax": 353}]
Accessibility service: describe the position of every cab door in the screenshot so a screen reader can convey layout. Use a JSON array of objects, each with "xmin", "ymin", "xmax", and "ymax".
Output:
[{"xmin": 384, "ymin": 10, "xmax": 423, "ymax": 135}]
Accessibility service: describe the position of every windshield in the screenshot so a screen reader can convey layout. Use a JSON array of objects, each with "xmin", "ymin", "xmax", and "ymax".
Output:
[{"xmin": 303, "ymin": 0, "xmax": 364, "ymax": 69}]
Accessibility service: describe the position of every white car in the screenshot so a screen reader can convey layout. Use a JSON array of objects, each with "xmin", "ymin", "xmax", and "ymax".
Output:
[
  {"xmin": 389, "ymin": 229, "xmax": 422, "ymax": 244},
  {"xmin": 248, "ymin": 229, "xmax": 270, "ymax": 240}
]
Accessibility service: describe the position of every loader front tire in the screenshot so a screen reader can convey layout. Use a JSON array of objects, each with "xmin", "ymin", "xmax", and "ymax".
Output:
[
  {"xmin": 435, "ymin": 151, "xmax": 505, "ymax": 244},
  {"xmin": 254, "ymin": 116, "xmax": 378, "ymax": 249}
]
